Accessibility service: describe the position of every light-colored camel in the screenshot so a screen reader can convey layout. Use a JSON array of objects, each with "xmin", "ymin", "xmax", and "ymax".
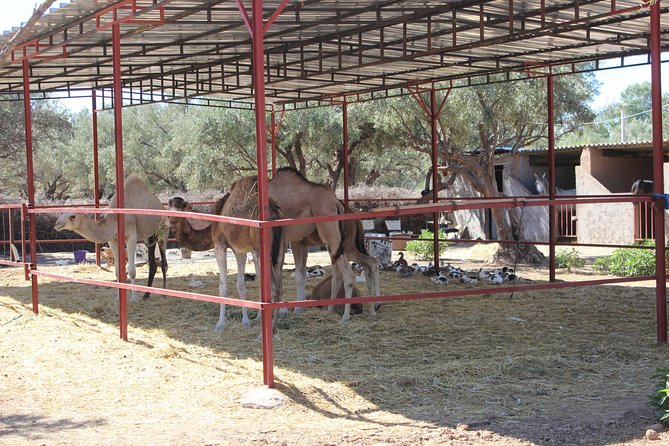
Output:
[
  {"xmin": 54, "ymin": 175, "xmax": 168, "ymax": 302},
  {"xmin": 169, "ymin": 178, "xmax": 285, "ymax": 332},
  {"xmin": 269, "ymin": 167, "xmax": 379, "ymax": 323}
]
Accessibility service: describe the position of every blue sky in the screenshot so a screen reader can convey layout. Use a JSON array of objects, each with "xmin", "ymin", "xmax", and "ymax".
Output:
[{"xmin": 1, "ymin": 1, "xmax": 666, "ymax": 112}]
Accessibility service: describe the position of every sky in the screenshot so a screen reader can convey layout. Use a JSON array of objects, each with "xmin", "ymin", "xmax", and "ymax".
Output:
[{"xmin": 0, "ymin": 1, "xmax": 667, "ymax": 112}]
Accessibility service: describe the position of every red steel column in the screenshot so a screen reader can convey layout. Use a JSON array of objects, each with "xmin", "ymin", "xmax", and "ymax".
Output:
[
  {"xmin": 343, "ymin": 98, "xmax": 350, "ymax": 204},
  {"xmin": 430, "ymin": 88, "xmax": 440, "ymax": 270},
  {"xmin": 22, "ymin": 59, "xmax": 39, "ymax": 314},
  {"xmin": 547, "ymin": 73, "xmax": 556, "ymax": 282},
  {"xmin": 650, "ymin": 0, "xmax": 667, "ymax": 343},
  {"xmin": 112, "ymin": 22, "xmax": 129, "ymax": 341},
  {"xmin": 252, "ymin": 0, "xmax": 275, "ymax": 387},
  {"xmin": 92, "ymin": 90, "xmax": 101, "ymax": 266}
]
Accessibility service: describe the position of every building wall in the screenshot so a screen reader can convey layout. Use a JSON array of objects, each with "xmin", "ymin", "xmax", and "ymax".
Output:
[
  {"xmin": 581, "ymin": 147, "xmax": 652, "ymax": 193},
  {"xmin": 575, "ymin": 165, "xmax": 635, "ymax": 244}
]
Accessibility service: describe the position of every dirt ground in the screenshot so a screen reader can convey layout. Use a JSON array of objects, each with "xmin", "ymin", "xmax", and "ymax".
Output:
[{"xmin": 1, "ymin": 244, "xmax": 668, "ymax": 445}]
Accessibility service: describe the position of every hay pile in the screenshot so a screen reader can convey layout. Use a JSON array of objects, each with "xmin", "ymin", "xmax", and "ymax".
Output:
[{"xmin": 0, "ymin": 249, "xmax": 667, "ymax": 445}]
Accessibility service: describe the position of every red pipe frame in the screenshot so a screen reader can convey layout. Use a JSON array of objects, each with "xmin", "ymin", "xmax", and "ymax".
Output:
[
  {"xmin": 547, "ymin": 70, "xmax": 557, "ymax": 282},
  {"xmin": 22, "ymin": 59, "xmax": 39, "ymax": 314},
  {"xmin": 10, "ymin": 0, "xmax": 667, "ymax": 391},
  {"xmin": 650, "ymin": 0, "xmax": 667, "ymax": 343},
  {"xmin": 92, "ymin": 90, "xmax": 102, "ymax": 266},
  {"xmin": 112, "ymin": 22, "xmax": 129, "ymax": 341},
  {"xmin": 250, "ymin": 0, "xmax": 275, "ymax": 387}
]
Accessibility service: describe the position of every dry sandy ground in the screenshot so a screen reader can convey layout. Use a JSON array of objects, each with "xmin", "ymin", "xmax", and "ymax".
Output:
[{"xmin": 1, "ymin": 245, "xmax": 668, "ymax": 445}]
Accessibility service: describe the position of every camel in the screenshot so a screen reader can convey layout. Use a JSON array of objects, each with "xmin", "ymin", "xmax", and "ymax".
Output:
[
  {"xmin": 169, "ymin": 178, "xmax": 284, "ymax": 332},
  {"xmin": 169, "ymin": 193, "xmax": 379, "ymax": 324},
  {"xmin": 310, "ymin": 274, "xmax": 362, "ymax": 315},
  {"xmin": 54, "ymin": 175, "xmax": 168, "ymax": 302},
  {"xmin": 288, "ymin": 199, "xmax": 380, "ymax": 318},
  {"xmin": 269, "ymin": 167, "xmax": 379, "ymax": 323}
]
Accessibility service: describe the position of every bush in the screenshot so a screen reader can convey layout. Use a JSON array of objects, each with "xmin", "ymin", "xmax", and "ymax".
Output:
[
  {"xmin": 650, "ymin": 368, "xmax": 669, "ymax": 426},
  {"xmin": 555, "ymin": 248, "xmax": 585, "ymax": 271},
  {"xmin": 593, "ymin": 240, "xmax": 657, "ymax": 277},
  {"xmin": 405, "ymin": 229, "xmax": 449, "ymax": 260}
]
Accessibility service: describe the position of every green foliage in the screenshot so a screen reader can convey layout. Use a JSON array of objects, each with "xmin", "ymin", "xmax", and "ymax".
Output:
[
  {"xmin": 559, "ymin": 82, "xmax": 669, "ymax": 146},
  {"xmin": 592, "ymin": 240, "xmax": 657, "ymax": 277},
  {"xmin": 405, "ymin": 229, "xmax": 449, "ymax": 260},
  {"xmin": 650, "ymin": 368, "xmax": 669, "ymax": 426},
  {"xmin": 555, "ymin": 248, "xmax": 586, "ymax": 271}
]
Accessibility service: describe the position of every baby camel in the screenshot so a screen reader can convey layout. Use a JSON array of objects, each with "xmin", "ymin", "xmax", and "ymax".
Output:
[{"xmin": 54, "ymin": 175, "xmax": 168, "ymax": 301}]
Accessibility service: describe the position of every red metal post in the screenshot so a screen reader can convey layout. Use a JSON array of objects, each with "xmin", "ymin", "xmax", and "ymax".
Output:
[
  {"xmin": 92, "ymin": 90, "xmax": 102, "ymax": 266},
  {"xmin": 251, "ymin": 0, "xmax": 275, "ymax": 387},
  {"xmin": 22, "ymin": 59, "xmax": 39, "ymax": 314},
  {"xmin": 112, "ymin": 22, "xmax": 128, "ymax": 341},
  {"xmin": 547, "ymin": 72, "xmax": 556, "ymax": 282},
  {"xmin": 430, "ymin": 87, "xmax": 440, "ymax": 270},
  {"xmin": 650, "ymin": 0, "xmax": 667, "ymax": 343},
  {"xmin": 343, "ymin": 98, "xmax": 350, "ymax": 204}
]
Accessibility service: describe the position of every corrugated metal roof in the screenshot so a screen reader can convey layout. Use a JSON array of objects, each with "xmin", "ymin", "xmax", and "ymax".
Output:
[{"xmin": 0, "ymin": 0, "xmax": 667, "ymax": 105}]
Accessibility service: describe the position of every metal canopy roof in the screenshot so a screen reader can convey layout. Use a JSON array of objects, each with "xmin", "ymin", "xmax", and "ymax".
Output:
[{"xmin": 0, "ymin": 0, "xmax": 667, "ymax": 105}]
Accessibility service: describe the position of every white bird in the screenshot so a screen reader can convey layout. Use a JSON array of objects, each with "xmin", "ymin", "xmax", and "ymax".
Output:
[
  {"xmin": 307, "ymin": 267, "xmax": 326, "ymax": 277},
  {"xmin": 489, "ymin": 273, "xmax": 504, "ymax": 284},
  {"xmin": 189, "ymin": 274, "xmax": 207, "ymax": 288},
  {"xmin": 431, "ymin": 274, "xmax": 449, "ymax": 284}
]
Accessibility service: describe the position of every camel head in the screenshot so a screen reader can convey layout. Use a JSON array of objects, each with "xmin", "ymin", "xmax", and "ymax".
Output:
[
  {"xmin": 54, "ymin": 213, "xmax": 87, "ymax": 233},
  {"xmin": 167, "ymin": 197, "xmax": 192, "ymax": 224}
]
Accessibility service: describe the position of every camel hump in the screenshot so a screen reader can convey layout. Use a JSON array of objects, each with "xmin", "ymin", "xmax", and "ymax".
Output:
[{"xmin": 124, "ymin": 174, "xmax": 151, "ymax": 193}]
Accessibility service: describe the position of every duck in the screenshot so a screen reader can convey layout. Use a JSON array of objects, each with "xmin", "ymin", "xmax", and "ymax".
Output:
[
  {"xmin": 391, "ymin": 252, "xmax": 409, "ymax": 269},
  {"xmin": 188, "ymin": 274, "xmax": 207, "ymax": 288}
]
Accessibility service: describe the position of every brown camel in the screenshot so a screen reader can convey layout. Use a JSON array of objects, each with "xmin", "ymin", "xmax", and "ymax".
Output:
[
  {"xmin": 169, "ymin": 192, "xmax": 379, "ymax": 322},
  {"xmin": 169, "ymin": 178, "xmax": 284, "ymax": 332},
  {"xmin": 288, "ymin": 200, "xmax": 380, "ymax": 317},
  {"xmin": 310, "ymin": 274, "xmax": 363, "ymax": 315},
  {"xmin": 54, "ymin": 175, "xmax": 168, "ymax": 302},
  {"xmin": 269, "ymin": 167, "xmax": 379, "ymax": 323}
]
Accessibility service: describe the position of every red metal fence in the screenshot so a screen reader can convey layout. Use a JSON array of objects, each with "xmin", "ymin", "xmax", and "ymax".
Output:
[
  {"xmin": 634, "ymin": 201, "xmax": 654, "ymax": 241},
  {"xmin": 557, "ymin": 203, "xmax": 577, "ymax": 241}
]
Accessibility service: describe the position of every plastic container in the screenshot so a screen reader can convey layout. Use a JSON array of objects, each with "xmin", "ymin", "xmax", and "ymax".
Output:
[{"xmin": 73, "ymin": 250, "xmax": 87, "ymax": 263}]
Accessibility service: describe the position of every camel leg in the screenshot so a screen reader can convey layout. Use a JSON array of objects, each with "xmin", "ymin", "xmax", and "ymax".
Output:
[
  {"xmin": 252, "ymin": 251, "xmax": 287, "ymax": 321},
  {"xmin": 214, "ymin": 244, "xmax": 228, "ymax": 332},
  {"xmin": 364, "ymin": 264, "xmax": 379, "ymax": 318},
  {"xmin": 328, "ymin": 263, "xmax": 342, "ymax": 314},
  {"xmin": 126, "ymin": 237, "xmax": 139, "ymax": 302},
  {"xmin": 291, "ymin": 242, "xmax": 308, "ymax": 314},
  {"xmin": 108, "ymin": 239, "xmax": 121, "ymax": 303},
  {"xmin": 233, "ymin": 252, "xmax": 251, "ymax": 328},
  {"xmin": 158, "ymin": 238, "xmax": 168, "ymax": 289},
  {"xmin": 334, "ymin": 254, "xmax": 355, "ymax": 324},
  {"xmin": 144, "ymin": 235, "xmax": 158, "ymax": 300},
  {"xmin": 271, "ymin": 238, "xmax": 286, "ymax": 333}
]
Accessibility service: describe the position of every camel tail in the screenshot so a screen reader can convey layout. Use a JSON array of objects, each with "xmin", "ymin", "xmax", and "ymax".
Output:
[
  {"xmin": 270, "ymin": 201, "xmax": 283, "ymax": 267},
  {"xmin": 271, "ymin": 226, "xmax": 282, "ymax": 267},
  {"xmin": 214, "ymin": 193, "xmax": 230, "ymax": 215},
  {"xmin": 353, "ymin": 219, "xmax": 369, "ymax": 255},
  {"xmin": 331, "ymin": 205, "xmax": 346, "ymax": 263}
]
